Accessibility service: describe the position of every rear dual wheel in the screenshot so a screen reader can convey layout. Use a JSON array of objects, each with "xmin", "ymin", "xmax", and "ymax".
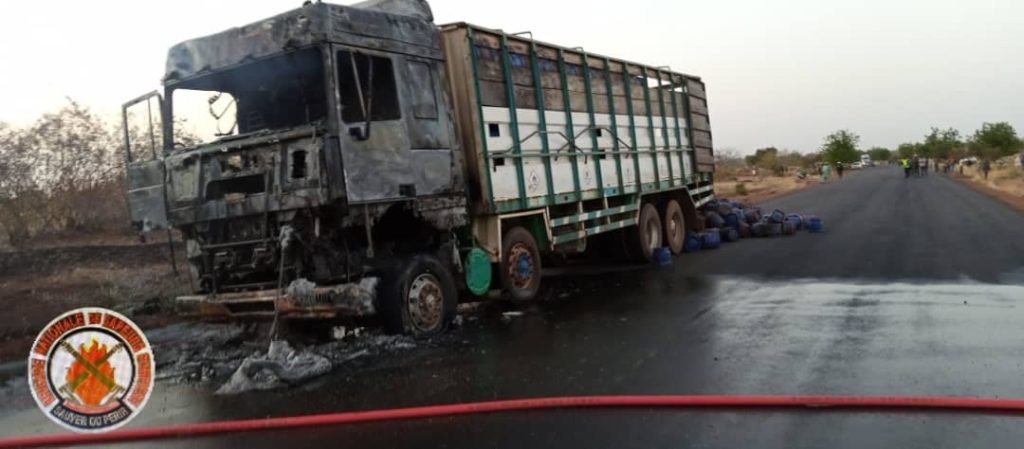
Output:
[{"xmin": 663, "ymin": 199, "xmax": 686, "ymax": 255}]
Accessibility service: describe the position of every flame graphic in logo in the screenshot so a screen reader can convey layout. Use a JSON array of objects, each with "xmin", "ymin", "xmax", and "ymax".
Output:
[{"xmin": 65, "ymin": 339, "xmax": 116, "ymax": 406}]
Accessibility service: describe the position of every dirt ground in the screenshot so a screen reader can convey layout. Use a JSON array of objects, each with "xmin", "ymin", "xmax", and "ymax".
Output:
[
  {"xmin": 0, "ymin": 239, "xmax": 189, "ymax": 363},
  {"xmin": 714, "ymin": 173, "xmax": 820, "ymax": 205},
  {"xmin": 950, "ymin": 162, "xmax": 1024, "ymax": 212}
]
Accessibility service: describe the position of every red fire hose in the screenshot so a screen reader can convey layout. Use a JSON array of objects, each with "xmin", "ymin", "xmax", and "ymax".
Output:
[{"xmin": 4, "ymin": 395, "xmax": 1024, "ymax": 448}]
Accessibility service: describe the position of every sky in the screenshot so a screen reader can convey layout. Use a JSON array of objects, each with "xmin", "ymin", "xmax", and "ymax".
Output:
[{"xmin": 1, "ymin": 0, "xmax": 1022, "ymax": 154}]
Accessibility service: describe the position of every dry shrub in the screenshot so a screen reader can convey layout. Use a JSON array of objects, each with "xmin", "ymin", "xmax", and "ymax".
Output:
[
  {"xmin": 0, "ymin": 100, "xmax": 138, "ymax": 247},
  {"xmin": 735, "ymin": 182, "xmax": 748, "ymax": 196}
]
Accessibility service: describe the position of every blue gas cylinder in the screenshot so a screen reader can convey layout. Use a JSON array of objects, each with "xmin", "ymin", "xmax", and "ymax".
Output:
[
  {"xmin": 654, "ymin": 247, "xmax": 672, "ymax": 266},
  {"xmin": 702, "ymin": 228, "xmax": 722, "ymax": 249},
  {"xmin": 786, "ymin": 214, "xmax": 804, "ymax": 230},
  {"xmin": 724, "ymin": 213, "xmax": 740, "ymax": 228},
  {"xmin": 720, "ymin": 227, "xmax": 739, "ymax": 242},
  {"xmin": 684, "ymin": 233, "xmax": 702, "ymax": 252},
  {"xmin": 806, "ymin": 215, "xmax": 824, "ymax": 232}
]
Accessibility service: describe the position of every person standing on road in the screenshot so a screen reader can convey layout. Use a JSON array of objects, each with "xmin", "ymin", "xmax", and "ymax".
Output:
[
  {"xmin": 982, "ymin": 158, "xmax": 991, "ymax": 180},
  {"xmin": 911, "ymin": 156, "xmax": 920, "ymax": 177},
  {"xmin": 821, "ymin": 162, "xmax": 832, "ymax": 183},
  {"xmin": 901, "ymin": 157, "xmax": 911, "ymax": 178},
  {"xmin": 836, "ymin": 162, "xmax": 845, "ymax": 179},
  {"xmin": 919, "ymin": 157, "xmax": 928, "ymax": 177}
]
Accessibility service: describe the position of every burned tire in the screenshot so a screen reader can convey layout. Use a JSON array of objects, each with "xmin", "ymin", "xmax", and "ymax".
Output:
[
  {"xmin": 499, "ymin": 226, "xmax": 542, "ymax": 301},
  {"xmin": 624, "ymin": 203, "xmax": 662, "ymax": 262},
  {"xmin": 663, "ymin": 200, "xmax": 686, "ymax": 255},
  {"xmin": 378, "ymin": 254, "xmax": 457, "ymax": 337}
]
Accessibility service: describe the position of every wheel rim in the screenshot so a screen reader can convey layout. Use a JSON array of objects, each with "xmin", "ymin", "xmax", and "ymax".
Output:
[
  {"xmin": 645, "ymin": 218, "xmax": 661, "ymax": 252},
  {"xmin": 668, "ymin": 211, "xmax": 684, "ymax": 243},
  {"xmin": 506, "ymin": 243, "xmax": 536, "ymax": 290},
  {"xmin": 407, "ymin": 273, "xmax": 444, "ymax": 331}
]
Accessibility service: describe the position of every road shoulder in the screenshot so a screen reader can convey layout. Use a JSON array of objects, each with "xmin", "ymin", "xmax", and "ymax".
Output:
[{"xmin": 949, "ymin": 174, "xmax": 1024, "ymax": 213}]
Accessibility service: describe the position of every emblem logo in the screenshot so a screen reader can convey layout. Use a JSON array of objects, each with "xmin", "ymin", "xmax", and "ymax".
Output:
[{"xmin": 28, "ymin": 308, "xmax": 154, "ymax": 432}]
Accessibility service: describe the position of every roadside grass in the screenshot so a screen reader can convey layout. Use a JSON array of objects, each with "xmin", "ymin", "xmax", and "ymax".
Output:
[{"xmin": 951, "ymin": 159, "xmax": 1024, "ymax": 213}]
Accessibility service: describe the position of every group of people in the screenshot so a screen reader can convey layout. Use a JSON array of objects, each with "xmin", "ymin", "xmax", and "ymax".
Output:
[
  {"xmin": 899, "ymin": 156, "xmax": 930, "ymax": 178},
  {"xmin": 816, "ymin": 153, "xmax": 1022, "ymax": 183},
  {"xmin": 899, "ymin": 156, "xmax": 1007, "ymax": 179}
]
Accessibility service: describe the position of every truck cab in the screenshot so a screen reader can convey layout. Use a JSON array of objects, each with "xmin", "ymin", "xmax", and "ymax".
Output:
[{"xmin": 123, "ymin": 0, "xmax": 466, "ymax": 335}]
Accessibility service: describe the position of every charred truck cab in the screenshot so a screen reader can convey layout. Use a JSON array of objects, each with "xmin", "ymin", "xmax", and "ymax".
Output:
[
  {"xmin": 126, "ymin": 0, "xmax": 464, "ymax": 336},
  {"xmin": 124, "ymin": 0, "xmax": 717, "ymax": 337}
]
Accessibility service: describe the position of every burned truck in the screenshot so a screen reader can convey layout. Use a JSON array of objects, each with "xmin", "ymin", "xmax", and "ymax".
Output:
[{"xmin": 123, "ymin": 0, "xmax": 716, "ymax": 337}]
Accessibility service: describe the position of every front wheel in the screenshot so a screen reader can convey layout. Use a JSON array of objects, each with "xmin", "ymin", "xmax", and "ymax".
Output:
[
  {"xmin": 499, "ymin": 226, "xmax": 542, "ymax": 301},
  {"xmin": 378, "ymin": 254, "xmax": 457, "ymax": 337}
]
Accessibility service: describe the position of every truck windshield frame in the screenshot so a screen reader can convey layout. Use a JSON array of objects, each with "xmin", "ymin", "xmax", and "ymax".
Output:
[{"xmin": 166, "ymin": 46, "xmax": 327, "ymax": 148}]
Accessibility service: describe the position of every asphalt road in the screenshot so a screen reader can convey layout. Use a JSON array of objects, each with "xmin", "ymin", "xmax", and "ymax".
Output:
[{"xmin": 6, "ymin": 166, "xmax": 1024, "ymax": 447}]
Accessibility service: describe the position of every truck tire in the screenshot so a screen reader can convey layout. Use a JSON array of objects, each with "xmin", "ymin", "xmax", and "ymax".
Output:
[
  {"xmin": 662, "ymin": 200, "xmax": 686, "ymax": 255},
  {"xmin": 625, "ymin": 203, "xmax": 662, "ymax": 262},
  {"xmin": 378, "ymin": 254, "xmax": 457, "ymax": 337},
  {"xmin": 499, "ymin": 226, "xmax": 542, "ymax": 301}
]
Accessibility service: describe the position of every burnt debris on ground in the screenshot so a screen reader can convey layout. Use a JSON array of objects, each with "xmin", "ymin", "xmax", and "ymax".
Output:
[{"xmin": 147, "ymin": 321, "xmax": 424, "ymax": 393}]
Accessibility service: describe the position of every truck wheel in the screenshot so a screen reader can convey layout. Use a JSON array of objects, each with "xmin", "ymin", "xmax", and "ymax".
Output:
[
  {"xmin": 499, "ymin": 226, "xmax": 542, "ymax": 301},
  {"xmin": 624, "ymin": 203, "xmax": 662, "ymax": 262},
  {"xmin": 663, "ymin": 200, "xmax": 686, "ymax": 254},
  {"xmin": 379, "ymin": 254, "xmax": 457, "ymax": 337}
]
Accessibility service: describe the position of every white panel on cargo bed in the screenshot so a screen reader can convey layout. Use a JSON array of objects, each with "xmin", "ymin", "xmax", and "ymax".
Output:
[{"xmin": 481, "ymin": 107, "xmax": 690, "ymax": 201}]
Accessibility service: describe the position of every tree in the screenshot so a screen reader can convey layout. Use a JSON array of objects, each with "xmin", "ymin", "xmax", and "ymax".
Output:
[
  {"xmin": 714, "ymin": 148, "xmax": 743, "ymax": 166},
  {"xmin": 922, "ymin": 127, "xmax": 960, "ymax": 159},
  {"xmin": 820, "ymin": 130, "xmax": 860, "ymax": 164},
  {"xmin": 895, "ymin": 142, "xmax": 921, "ymax": 160},
  {"xmin": 0, "ymin": 99, "xmax": 205, "ymax": 245},
  {"xmin": 866, "ymin": 147, "xmax": 892, "ymax": 162},
  {"xmin": 776, "ymin": 150, "xmax": 805, "ymax": 168},
  {"xmin": 800, "ymin": 152, "xmax": 823, "ymax": 169},
  {"xmin": 744, "ymin": 147, "xmax": 779, "ymax": 167},
  {"xmin": 970, "ymin": 122, "xmax": 1021, "ymax": 159},
  {"xmin": 744, "ymin": 146, "xmax": 786, "ymax": 175},
  {"xmin": 0, "ymin": 122, "xmax": 42, "ymax": 243}
]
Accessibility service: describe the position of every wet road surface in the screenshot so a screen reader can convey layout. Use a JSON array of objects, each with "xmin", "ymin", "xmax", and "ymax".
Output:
[{"xmin": 4, "ymin": 167, "xmax": 1024, "ymax": 447}]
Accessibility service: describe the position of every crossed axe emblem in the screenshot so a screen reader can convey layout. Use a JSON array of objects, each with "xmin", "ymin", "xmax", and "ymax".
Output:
[{"xmin": 57, "ymin": 340, "xmax": 126, "ymax": 406}]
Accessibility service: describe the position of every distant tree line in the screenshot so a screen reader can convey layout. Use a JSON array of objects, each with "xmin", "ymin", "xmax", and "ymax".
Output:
[
  {"xmin": 814, "ymin": 122, "xmax": 1022, "ymax": 166},
  {"xmin": 894, "ymin": 123, "xmax": 1021, "ymax": 161}
]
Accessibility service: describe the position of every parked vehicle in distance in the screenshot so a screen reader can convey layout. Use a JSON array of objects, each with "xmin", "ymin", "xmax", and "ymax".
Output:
[{"xmin": 120, "ymin": 0, "xmax": 717, "ymax": 336}]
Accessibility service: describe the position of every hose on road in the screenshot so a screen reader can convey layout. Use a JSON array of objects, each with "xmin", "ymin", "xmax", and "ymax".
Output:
[{"xmin": 5, "ymin": 395, "xmax": 1024, "ymax": 448}]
